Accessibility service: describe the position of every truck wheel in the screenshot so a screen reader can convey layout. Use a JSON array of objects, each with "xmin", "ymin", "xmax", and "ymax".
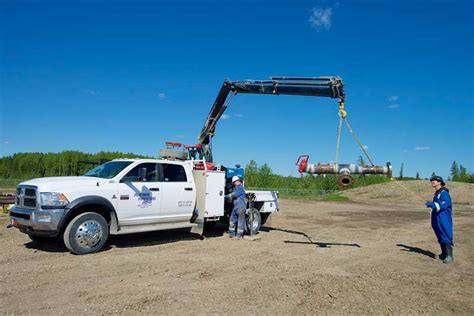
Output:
[
  {"xmin": 63, "ymin": 212, "xmax": 109, "ymax": 255},
  {"xmin": 245, "ymin": 208, "xmax": 261, "ymax": 235}
]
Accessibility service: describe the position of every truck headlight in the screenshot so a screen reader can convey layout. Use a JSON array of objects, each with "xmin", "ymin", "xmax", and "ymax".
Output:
[{"xmin": 40, "ymin": 192, "xmax": 69, "ymax": 208}]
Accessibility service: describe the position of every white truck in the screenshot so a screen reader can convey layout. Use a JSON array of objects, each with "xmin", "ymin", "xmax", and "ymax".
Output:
[
  {"xmin": 10, "ymin": 76, "xmax": 346, "ymax": 255},
  {"xmin": 10, "ymin": 158, "xmax": 279, "ymax": 254}
]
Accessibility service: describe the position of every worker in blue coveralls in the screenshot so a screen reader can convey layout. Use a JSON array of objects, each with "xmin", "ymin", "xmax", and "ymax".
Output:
[
  {"xmin": 226, "ymin": 176, "xmax": 246, "ymax": 239},
  {"xmin": 425, "ymin": 175, "xmax": 454, "ymax": 264}
]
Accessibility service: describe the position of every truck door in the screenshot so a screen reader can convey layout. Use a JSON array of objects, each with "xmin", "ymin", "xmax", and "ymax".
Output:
[
  {"xmin": 116, "ymin": 162, "xmax": 162, "ymax": 223},
  {"xmin": 159, "ymin": 163, "xmax": 196, "ymax": 220}
]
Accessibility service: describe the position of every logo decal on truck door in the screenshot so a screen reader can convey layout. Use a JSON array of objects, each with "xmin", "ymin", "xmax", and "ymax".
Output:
[
  {"xmin": 134, "ymin": 192, "xmax": 156, "ymax": 208},
  {"xmin": 178, "ymin": 201, "xmax": 193, "ymax": 207}
]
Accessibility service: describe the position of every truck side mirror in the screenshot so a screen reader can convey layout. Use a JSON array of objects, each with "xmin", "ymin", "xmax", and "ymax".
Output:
[{"xmin": 138, "ymin": 168, "xmax": 147, "ymax": 181}]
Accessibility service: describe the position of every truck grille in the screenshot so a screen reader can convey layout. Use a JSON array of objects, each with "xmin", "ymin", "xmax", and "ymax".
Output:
[
  {"xmin": 15, "ymin": 186, "xmax": 38, "ymax": 210},
  {"xmin": 25, "ymin": 188, "xmax": 36, "ymax": 196},
  {"xmin": 24, "ymin": 199, "xmax": 36, "ymax": 207}
]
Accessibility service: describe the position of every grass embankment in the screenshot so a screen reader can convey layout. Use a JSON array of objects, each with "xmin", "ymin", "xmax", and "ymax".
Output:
[
  {"xmin": 0, "ymin": 179, "xmax": 25, "ymax": 189},
  {"xmin": 320, "ymin": 194, "xmax": 350, "ymax": 202},
  {"xmin": 281, "ymin": 193, "xmax": 350, "ymax": 202}
]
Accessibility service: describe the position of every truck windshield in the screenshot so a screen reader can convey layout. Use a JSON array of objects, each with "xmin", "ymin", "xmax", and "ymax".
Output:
[{"xmin": 83, "ymin": 161, "xmax": 133, "ymax": 179}]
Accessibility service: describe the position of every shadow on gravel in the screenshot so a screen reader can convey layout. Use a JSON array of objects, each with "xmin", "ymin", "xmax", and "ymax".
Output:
[
  {"xmin": 24, "ymin": 240, "xmax": 68, "ymax": 253},
  {"xmin": 110, "ymin": 229, "xmax": 201, "ymax": 248},
  {"xmin": 22, "ymin": 224, "xmax": 230, "ymax": 253},
  {"xmin": 284, "ymin": 240, "xmax": 361, "ymax": 248},
  {"xmin": 397, "ymin": 244, "xmax": 437, "ymax": 259},
  {"xmin": 110, "ymin": 224, "xmax": 229, "ymax": 249},
  {"xmin": 261, "ymin": 226, "xmax": 361, "ymax": 248}
]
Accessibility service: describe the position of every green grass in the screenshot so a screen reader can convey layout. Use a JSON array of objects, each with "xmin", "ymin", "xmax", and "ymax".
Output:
[
  {"xmin": 0, "ymin": 179, "xmax": 26, "ymax": 189},
  {"xmin": 320, "ymin": 194, "xmax": 350, "ymax": 202},
  {"xmin": 2, "ymin": 205, "xmax": 11, "ymax": 214},
  {"xmin": 272, "ymin": 192, "xmax": 350, "ymax": 202},
  {"xmin": 248, "ymin": 187, "xmax": 338, "ymax": 198}
]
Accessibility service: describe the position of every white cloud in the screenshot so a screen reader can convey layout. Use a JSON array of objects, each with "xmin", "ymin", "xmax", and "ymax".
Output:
[
  {"xmin": 387, "ymin": 103, "xmax": 399, "ymax": 109},
  {"xmin": 309, "ymin": 7, "xmax": 333, "ymax": 31},
  {"xmin": 158, "ymin": 93, "xmax": 166, "ymax": 99},
  {"xmin": 221, "ymin": 114, "xmax": 230, "ymax": 120},
  {"xmin": 387, "ymin": 95, "xmax": 399, "ymax": 102},
  {"xmin": 414, "ymin": 146, "xmax": 431, "ymax": 151},
  {"xmin": 85, "ymin": 89, "xmax": 97, "ymax": 96},
  {"xmin": 403, "ymin": 149, "xmax": 409, "ymax": 153},
  {"xmin": 362, "ymin": 145, "xmax": 369, "ymax": 150},
  {"xmin": 234, "ymin": 114, "xmax": 244, "ymax": 118},
  {"xmin": 4, "ymin": 141, "xmax": 9, "ymax": 145}
]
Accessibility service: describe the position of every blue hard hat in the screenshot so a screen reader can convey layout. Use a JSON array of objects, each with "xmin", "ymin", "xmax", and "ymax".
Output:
[{"xmin": 430, "ymin": 175, "xmax": 445, "ymax": 186}]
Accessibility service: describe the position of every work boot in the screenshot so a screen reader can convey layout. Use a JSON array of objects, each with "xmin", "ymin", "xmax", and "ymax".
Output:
[
  {"xmin": 443, "ymin": 245, "xmax": 454, "ymax": 264},
  {"xmin": 438, "ymin": 244, "xmax": 446, "ymax": 260}
]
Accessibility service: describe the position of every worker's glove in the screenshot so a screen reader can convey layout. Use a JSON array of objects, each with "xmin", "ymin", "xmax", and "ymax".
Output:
[
  {"xmin": 225, "ymin": 194, "xmax": 232, "ymax": 201},
  {"xmin": 425, "ymin": 201, "xmax": 436, "ymax": 209}
]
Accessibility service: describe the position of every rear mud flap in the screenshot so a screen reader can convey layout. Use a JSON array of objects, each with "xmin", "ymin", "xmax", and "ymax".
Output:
[{"xmin": 190, "ymin": 208, "xmax": 205, "ymax": 235}]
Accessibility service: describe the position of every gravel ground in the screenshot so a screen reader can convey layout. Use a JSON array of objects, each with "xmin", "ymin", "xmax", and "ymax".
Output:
[{"xmin": 0, "ymin": 182, "xmax": 473, "ymax": 314}]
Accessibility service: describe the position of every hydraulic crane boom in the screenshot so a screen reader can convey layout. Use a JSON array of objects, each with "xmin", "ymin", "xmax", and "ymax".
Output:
[{"xmin": 198, "ymin": 76, "xmax": 344, "ymax": 162}]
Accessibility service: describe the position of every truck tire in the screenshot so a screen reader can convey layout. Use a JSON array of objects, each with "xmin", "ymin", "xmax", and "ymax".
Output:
[
  {"xmin": 245, "ymin": 208, "xmax": 261, "ymax": 235},
  {"xmin": 63, "ymin": 212, "xmax": 109, "ymax": 255}
]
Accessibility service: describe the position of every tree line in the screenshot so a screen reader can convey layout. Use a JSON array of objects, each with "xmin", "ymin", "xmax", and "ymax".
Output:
[
  {"xmin": 397, "ymin": 161, "xmax": 473, "ymax": 183},
  {"xmin": 449, "ymin": 161, "xmax": 474, "ymax": 183},
  {"xmin": 0, "ymin": 151, "xmax": 151, "ymax": 179},
  {"xmin": 0, "ymin": 152, "xmax": 390, "ymax": 191},
  {"xmin": 0, "ymin": 152, "xmax": 472, "ymax": 188}
]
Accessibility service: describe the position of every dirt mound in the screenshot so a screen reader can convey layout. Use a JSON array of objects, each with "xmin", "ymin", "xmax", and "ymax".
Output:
[{"xmin": 342, "ymin": 180, "xmax": 474, "ymax": 205}]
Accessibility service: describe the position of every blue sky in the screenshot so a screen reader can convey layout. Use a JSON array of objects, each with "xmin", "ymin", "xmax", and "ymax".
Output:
[{"xmin": 1, "ymin": 0, "xmax": 473, "ymax": 179}]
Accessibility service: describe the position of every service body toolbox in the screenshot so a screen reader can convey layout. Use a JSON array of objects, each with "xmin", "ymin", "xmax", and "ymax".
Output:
[{"xmin": 193, "ymin": 170, "xmax": 225, "ymax": 218}]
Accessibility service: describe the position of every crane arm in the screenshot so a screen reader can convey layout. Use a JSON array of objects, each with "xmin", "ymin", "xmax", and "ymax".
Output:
[{"xmin": 198, "ymin": 76, "xmax": 344, "ymax": 162}]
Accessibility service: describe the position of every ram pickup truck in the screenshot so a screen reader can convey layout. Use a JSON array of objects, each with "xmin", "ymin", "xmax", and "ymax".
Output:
[{"xmin": 9, "ymin": 158, "xmax": 279, "ymax": 254}]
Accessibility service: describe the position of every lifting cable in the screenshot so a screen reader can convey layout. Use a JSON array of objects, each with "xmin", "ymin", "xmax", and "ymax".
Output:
[
  {"xmin": 334, "ymin": 100, "xmax": 375, "ymax": 166},
  {"xmin": 343, "ymin": 118, "xmax": 374, "ymax": 166},
  {"xmin": 390, "ymin": 179, "xmax": 426, "ymax": 203},
  {"xmin": 334, "ymin": 101, "xmax": 427, "ymax": 204},
  {"xmin": 334, "ymin": 116, "xmax": 344, "ymax": 166}
]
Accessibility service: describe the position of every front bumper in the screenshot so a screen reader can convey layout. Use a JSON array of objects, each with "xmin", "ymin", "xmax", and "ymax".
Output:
[{"xmin": 9, "ymin": 206, "xmax": 66, "ymax": 236}]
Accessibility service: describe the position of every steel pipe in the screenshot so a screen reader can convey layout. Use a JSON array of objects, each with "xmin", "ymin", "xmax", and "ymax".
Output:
[
  {"xmin": 303, "ymin": 163, "xmax": 392, "ymax": 176},
  {"xmin": 296, "ymin": 155, "xmax": 392, "ymax": 178}
]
